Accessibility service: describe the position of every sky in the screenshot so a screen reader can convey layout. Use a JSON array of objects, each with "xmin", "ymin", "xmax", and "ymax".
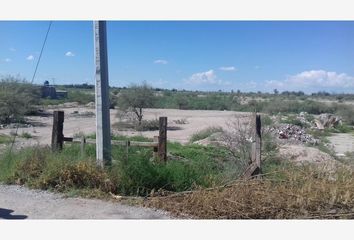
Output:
[{"xmin": 1, "ymin": 21, "xmax": 354, "ymax": 93}]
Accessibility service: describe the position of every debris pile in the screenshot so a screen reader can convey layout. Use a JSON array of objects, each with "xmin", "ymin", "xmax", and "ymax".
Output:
[
  {"xmin": 315, "ymin": 113, "xmax": 342, "ymax": 130},
  {"xmin": 70, "ymin": 111, "xmax": 95, "ymax": 118},
  {"xmin": 296, "ymin": 112, "xmax": 313, "ymax": 127},
  {"xmin": 270, "ymin": 124, "xmax": 318, "ymax": 145},
  {"xmin": 0, "ymin": 123, "xmax": 33, "ymax": 129}
]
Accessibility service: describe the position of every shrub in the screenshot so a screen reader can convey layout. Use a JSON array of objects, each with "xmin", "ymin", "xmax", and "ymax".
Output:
[
  {"xmin": 136, "ymin": 119, "xmax": 160, "ymax": 131},
  {"xmin": 189, "ymin": 126, "xmax": 224, "ymax": 143},
  {"xmin": 0, "ymin": 76, "xmax": 40, "ymax": 124},
  {"xmin": 336, "ymin": 105, "xmax": 354, "ymax": 125},
  {"xmin": 66, "ymin": 90, "xmax": 95, "ymax": 104},
  {"xmin": 113, "ymin": 119, "xmax": 160, "ymax": 131},
  {"xmin": 20, "ymin": 132, "xmax": 33, "ymax": 139},
  {"xmin": 0, "ymin": 134, "xmax": 11, "ymax": 144}
]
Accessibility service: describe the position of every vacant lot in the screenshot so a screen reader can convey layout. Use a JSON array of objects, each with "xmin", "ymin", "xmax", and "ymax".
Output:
[{"xmin": 0, "ymin": 107, "xmax": 251, "ymax": 148}]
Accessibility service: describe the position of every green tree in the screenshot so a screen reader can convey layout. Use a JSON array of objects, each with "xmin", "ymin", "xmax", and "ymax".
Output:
[
  {"xmin": 0, "ymin": 76, "xmax": 40, "ymax": 124},
  {"xmin": 116, "ymin": 82, "xmax": 156, "ymax": 125}
]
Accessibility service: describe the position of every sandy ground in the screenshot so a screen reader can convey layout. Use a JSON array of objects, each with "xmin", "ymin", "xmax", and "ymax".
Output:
[
  {"xmin": 0, "ymin": 184, "xmax": 171, "ymax": 219},
  {"xmin": 0, "ymin": 107, "xmax": 251, "ymax": 148},
  {"xmin": 328, "ymin": 133, "xmax": 354, "ymax": 156}
]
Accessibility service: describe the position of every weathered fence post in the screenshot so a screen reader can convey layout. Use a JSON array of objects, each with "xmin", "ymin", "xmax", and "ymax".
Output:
[
  {"xmin": 153, "ymin": 136, "xmax": 158, "ymax": 159},
  {"xmin": 80, "ymin": 135, "xmax": 86, "ymax": 157},
  {"xmin": 51, "ymin": 111, "xmax": 64, "ymax": 151},
  {"xmin": 158, "ymin": 117, "xmax": 167, "ymax": 162},
  {"xmin": 255, "ymin": 114, "xmax": 261, "ymax": 170},
  {"xmin": 242, "ymin": 113, "xmax": 262, "ymax": 179},
  {"xmin": 125, "ymin": 140, "xmax": 130, "ymax": 162}
]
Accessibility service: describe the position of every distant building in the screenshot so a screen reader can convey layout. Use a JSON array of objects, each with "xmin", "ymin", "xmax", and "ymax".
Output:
[{"xmin": 41, "ymin": 81, "xmax": 68, "ymax": 99}]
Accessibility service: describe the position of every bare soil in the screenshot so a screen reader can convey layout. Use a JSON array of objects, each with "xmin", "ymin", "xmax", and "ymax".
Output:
[
  {"xmin": 0, "ymin": 107, "xmax": 252, "ymax": 148},
  {"xmin": 327, "ymin": 133, "xmax": 354, "ymax": 156}
]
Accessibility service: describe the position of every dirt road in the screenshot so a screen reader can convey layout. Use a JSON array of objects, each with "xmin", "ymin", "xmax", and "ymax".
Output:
[{"xmin": 0, "ymin": 184, "xmax": 171, "ymax": 219}]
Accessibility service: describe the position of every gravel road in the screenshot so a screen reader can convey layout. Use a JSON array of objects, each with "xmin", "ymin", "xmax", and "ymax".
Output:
[{"xmin": 0, "ymin": 184, "xmax": 171, "ymax": 219}]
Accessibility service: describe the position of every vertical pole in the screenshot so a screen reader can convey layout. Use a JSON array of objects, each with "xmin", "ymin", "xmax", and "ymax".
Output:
[
  {"xmin": 158, "ymin": 117, "xmax": 167, "ymax": 162},
  {"xmin": 125, "ymin": 140, "xmax": 130, "ymax": 162},
  {"xmin": 94, "ymin": 21, "xmax": 111, "ymax": 167},
  {"xmin": 153, "ymin": 136, "xmax": 158, "ymax": 159},
  {"xmin": 80, "ymin": 135, "xmax": 86, "ymax": 158},
  {"xmin": 51, "ymin": 111, "xmax": 64, "ymax": 151},
  {"xmin": 254, "ymin": 114, "xmax": 262, "ymax": 176}
]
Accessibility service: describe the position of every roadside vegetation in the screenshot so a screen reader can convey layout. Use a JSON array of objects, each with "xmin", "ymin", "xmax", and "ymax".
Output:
[
  {"xmin": 0, "ymin": 137, "xmax": 236, "ymax": 196},
  {"xmin": 145, "ymin": 163, "xmax": 354, "ymax": 219}
]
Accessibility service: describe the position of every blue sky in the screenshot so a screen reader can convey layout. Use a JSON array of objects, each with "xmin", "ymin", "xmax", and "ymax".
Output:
[{"xmin": 1, "ymin": 21, "xmax": 354, "ymax": 93}]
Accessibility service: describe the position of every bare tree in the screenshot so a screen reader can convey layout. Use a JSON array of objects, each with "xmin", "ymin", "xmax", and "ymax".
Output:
[{"xmin": 220, "ymin": 114, "xmax": 254, "ymax": 171}]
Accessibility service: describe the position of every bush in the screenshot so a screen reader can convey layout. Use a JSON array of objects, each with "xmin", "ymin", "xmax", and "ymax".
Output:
[
  {"xmin": 113, "ymin": 119, "xmax": 160, "ymax": 131},
  {"xmin": 20, "ymin": 132, "xmax": 33, "ymax": 139},
  {"xmin": 0, "ymin": 134, "xmax": 11, "ymax": 144},
  {"xmin": 336, "ymin": 105, "xmax": 354, "ymax": 125},
  {"xmin": 189, "ymin": 126, "xmax": 224, "ymax": 143},
  {"xmin": 0, "ymin": 76, "xmax": 40, "ymax": 124},
  {"xmin": 66, "ymin": 90, "xmax": 95, "ymax": 104}
]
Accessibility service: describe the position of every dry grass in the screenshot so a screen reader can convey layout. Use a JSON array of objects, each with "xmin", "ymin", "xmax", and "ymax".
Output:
[{"xmin": 145, "ymin": 165, "xmax": 354, "ymax": 219}]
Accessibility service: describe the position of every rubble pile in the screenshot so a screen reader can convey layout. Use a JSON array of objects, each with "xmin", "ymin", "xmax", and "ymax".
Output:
[
  {"xmin": 315, "ymin": 113, "xmax": 342, "ymax": 130},
  {"xmin": 270, "ymin": 124, "xmax": 318, "ymax": 145},
  {"xmin": 296, "ymin": 112, "xmax": 314, "ymax": 127}
]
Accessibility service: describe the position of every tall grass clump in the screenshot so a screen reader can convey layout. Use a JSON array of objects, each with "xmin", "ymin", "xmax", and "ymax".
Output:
[
  {"xmin": 0, "ymin": 146, "xmax": 113, "ymax": 193},
  {"xmin": 0, "ymin": 139, "xmax": 231, "ymax": 197},
  {"xmin": 146, "ymin": 164, "xmax": 354, "ymax": 219}
]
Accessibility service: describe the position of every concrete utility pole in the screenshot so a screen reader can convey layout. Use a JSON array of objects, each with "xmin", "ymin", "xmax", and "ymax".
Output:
[{"xmin": 94, "ymin": 21, "xmax": 111, "ymax": 167}]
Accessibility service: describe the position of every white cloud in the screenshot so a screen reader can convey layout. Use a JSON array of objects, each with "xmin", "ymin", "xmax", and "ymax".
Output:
[
  {"xmin": 187, "ymin": 70, "xmax": 217, "ymax": 84},
  {"xmin": 186, "ymin": 69, "xmax": 231, "ymax": 86},
  {"xmin": 254, "ymin": 65, "xmax": 261, "ymax": 70},
  {"xmin": 154, "ymin": 59, "xmax": 168, "ymax": 64},
  {"xmin": 3, "ymin": 58, "xmax": 11, "ymax": 62},
  {"xmin": 266, "ymin": 70, "xmax": 354, "ymax": 90},
  {"xmin": 9, "ymin": 48, "xmax": 16, "ymax": 52},
  {"xmin": 65, "ymin": 51, "xmax": 75, "ymax": 57},
  {"xmin": 26, "ymin": 55, "xmax": 34, "ymax": 61},
  {"xmin": 219, "ymin": 66, "xmax": 236, "ymax": 71}
]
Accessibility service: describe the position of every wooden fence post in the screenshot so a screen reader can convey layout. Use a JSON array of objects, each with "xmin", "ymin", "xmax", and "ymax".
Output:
[
  {"xmin": 51, "ymin": 111, "xmax": 64, "ymax": 151},
  {"xmin": 243, "ymin": 113, "xmax": 262, "ymax": 179},
  {"xmin": 255, "ymin": 114, "xmax": 262, "ymax": 171},
  {"xmin": 158, "ymin": 117, "xmax": 167, "ymax": 162},
  {"xmin": 153, "ymin": 136, "xmax": 158, "ymax": 159},
  {"xmin": 80, "ymin": 135, "xmax": 86, "ymax": 157}
]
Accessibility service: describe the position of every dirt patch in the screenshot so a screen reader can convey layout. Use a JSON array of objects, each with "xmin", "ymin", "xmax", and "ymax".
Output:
[
  {"xmin": 0, "ymin": 107, "xmax": 252, "ymax": 148},
  {"xmin": 327, "ymin": 133, "xmax": 354, "ymax": 156},
  {"xmin": 278, "ymin": 144, "xmax": 341, "ymax": 172}
]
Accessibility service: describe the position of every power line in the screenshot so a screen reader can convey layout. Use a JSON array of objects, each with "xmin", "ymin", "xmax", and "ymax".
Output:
[{"xmin": 30, "ymin": 21, "xmax": 52, "ymax": 84}]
